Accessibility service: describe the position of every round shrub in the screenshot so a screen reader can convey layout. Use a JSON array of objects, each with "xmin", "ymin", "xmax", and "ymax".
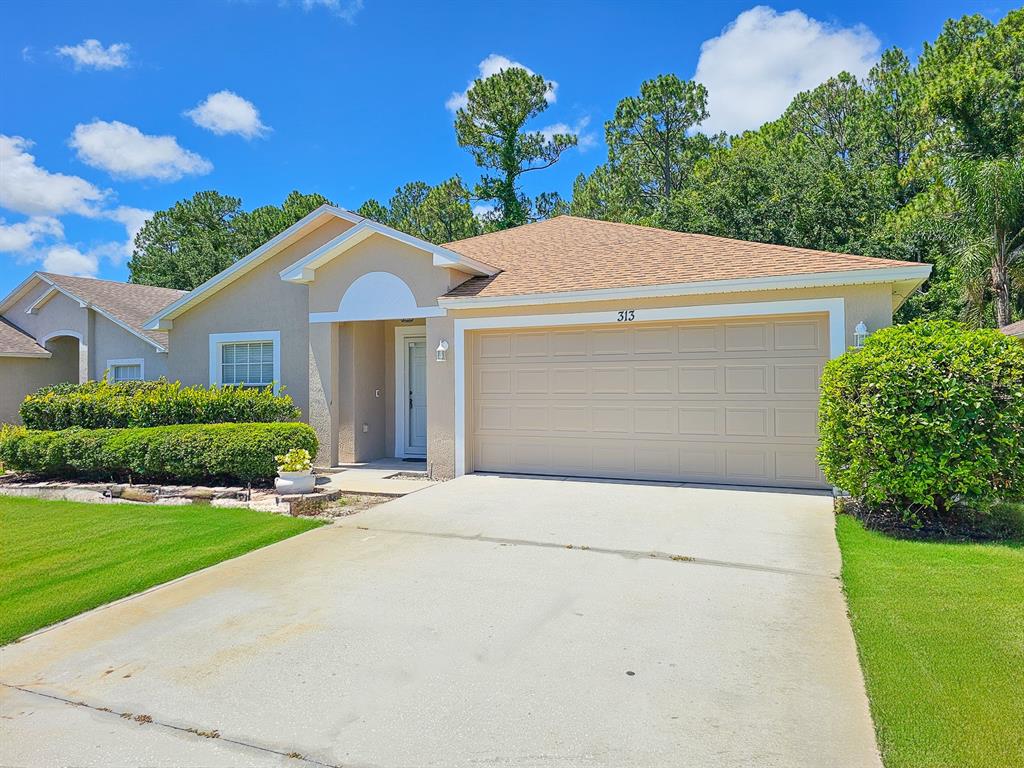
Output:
[{"xmin": 818, "ymin": 320, "xmax": 1024, "ymax": 516}]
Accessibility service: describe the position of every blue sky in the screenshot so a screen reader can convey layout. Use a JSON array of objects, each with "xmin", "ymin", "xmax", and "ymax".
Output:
[{"xmin": 0, "ymin": 0, "xmax": 1010, "ymax": 297}]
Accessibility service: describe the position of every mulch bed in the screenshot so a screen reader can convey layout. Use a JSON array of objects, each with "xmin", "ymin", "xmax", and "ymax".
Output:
[{"xmin": 839, "ymin": 497, "xmax": 1021, "ymax": 543}]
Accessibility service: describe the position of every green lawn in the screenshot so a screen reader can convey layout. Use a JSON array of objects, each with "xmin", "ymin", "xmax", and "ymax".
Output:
[
  {"xmin": 0, "ymin": 497, "xmax": 323, "ymax": 645},
  {"xmin": 837, "ymin": 514, "xmax": 1024, "ymax": 768}
]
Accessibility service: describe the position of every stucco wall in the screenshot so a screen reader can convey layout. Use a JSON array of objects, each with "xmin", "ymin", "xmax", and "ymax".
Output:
[
  {"xmin": 92, "ymin": 313, "xmax": 169, "ymax": 380},
  {"xmin": 0, "ymin": 337, "xmax": 79, "ymax": 425},
  {"xmin": 166, "ymin": 216, "xmax": 355, "ymax": 420}
]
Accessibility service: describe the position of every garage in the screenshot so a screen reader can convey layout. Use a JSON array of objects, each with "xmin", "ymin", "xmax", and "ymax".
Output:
[{"xmin": 468, "ymin": 313, "xmax": 830, "ymax": 489}]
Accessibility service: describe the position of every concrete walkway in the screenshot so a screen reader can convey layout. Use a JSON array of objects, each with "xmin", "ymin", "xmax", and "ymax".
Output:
[{"xmin": 0, "ymin": 475, "xmax": 880, "ymax": 768}]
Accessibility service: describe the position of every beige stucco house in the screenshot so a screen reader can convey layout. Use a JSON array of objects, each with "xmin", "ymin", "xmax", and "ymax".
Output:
[
  {"xmin": 141, "ymin": 206, "xmax": 927, "ymax": 489},
  {"xmin": 1, "ymin": 207, "xmax": 931, "ymax": 488},
  {"xmin": 0, "ymin": 273, "xmax": 184, "ymax": 424}
]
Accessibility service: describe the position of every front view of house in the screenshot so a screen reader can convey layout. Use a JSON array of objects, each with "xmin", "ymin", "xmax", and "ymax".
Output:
[{"xmin": 1, "ymin": 207, "xmax": 931, "ymax": 489}]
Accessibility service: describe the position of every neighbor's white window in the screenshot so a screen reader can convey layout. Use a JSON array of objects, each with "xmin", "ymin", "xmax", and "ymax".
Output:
[
  {"xmin": 107, "ymin": 358, "xmax": 145, "ymax": 382},
  {"xmin": 209, "ymin": 331, "xmax": 281, "ymax": 392},
  {"xmin": 221, "ymin": 341, "xmax": 274, "ymax": 387}
]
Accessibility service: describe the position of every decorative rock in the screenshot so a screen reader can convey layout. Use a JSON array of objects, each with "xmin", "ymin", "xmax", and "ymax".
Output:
[
  {"xmin": 182, "ymin": 487, "xmax": 216, "ymax": 501},
  {"xmin": 119, "ymin": 487, "xmax": 157, "ymax": 503}
]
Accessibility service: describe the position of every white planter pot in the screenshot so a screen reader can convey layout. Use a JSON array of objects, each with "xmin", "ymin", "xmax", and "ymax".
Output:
[{"xmin": 275, "ymin": 470, "xmax": 315, "ymax": 495}]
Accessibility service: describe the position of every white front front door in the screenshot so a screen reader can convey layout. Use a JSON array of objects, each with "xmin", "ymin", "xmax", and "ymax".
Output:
[{"xmin": 406, "ymin": 338, "xmax": 427, "ymax": 455}]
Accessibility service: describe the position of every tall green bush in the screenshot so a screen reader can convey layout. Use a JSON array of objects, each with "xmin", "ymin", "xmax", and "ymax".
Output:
[
  {"xmin": 20, "ymin": 379, "xmax": 300, "ymax": 430},
  {"xmin": 818, "ymin": 321, "xmax": 1024, "ymax": 515},
  {"xmin": 0, "ymin": 422, "xmax": 317, "ymax": 484}
]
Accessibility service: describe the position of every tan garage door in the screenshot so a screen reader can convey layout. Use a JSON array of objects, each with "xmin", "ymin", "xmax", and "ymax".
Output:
[{"xmin": 468, "ymin": 314, "xmax": 829, "ymax": 489}]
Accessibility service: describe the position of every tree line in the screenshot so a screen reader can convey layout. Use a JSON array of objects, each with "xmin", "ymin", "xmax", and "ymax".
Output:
[{"xmin": 130, "ymin": 10, "xmax": 1022, "ymax": 327}]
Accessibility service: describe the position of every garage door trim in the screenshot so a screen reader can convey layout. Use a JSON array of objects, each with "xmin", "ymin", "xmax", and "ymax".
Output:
[{"xmin": 453, "ymin": 297, "xmax": 846, "ymax": 477}]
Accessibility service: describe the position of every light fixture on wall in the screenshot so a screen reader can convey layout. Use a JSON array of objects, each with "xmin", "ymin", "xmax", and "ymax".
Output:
[
  {"xmin": 854, "ymin": 321, "xmax": 869, "ymax": 349},
  {"xmin": 436, "ymin": 339, "xmax": 449, "ymax": 362}
]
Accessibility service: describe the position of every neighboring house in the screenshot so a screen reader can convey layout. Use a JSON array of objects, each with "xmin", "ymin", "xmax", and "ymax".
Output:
[
  {"xmin": 0, "ymin": 273, "xmax": 184, "ymax": 424},
  {"xmin": 1001, "ymin": 320, "xmax": 1024, "ymax": 338},
  {"xmin": 139, "ymin": 206, "xmax": 929, "ymax": 489}
]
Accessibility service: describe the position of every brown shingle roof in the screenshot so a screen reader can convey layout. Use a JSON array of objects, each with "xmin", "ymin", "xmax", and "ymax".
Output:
[
  {"xmin": 1001, "ymin": 320, "xmax": 1024, "ymax": 338},
  {"xmin": 443, "ymin": 216, "xmax": 924, "ymax": 299},
  {"xmin": 0, "ymin": 317, "xmax": 48, "ymax": 357},
  {"xmin": 39, "ymin": 273, "xmax": 185, "ymax": 349}
]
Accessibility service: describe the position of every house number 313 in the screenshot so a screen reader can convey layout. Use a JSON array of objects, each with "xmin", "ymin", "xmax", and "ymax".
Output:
[{"xmin": 617, "ymin": 310, "xmax": 636, "ymax": 322}]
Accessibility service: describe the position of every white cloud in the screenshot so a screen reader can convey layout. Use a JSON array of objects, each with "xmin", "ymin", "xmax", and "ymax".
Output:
[
  {"xmin": 540, "ymin": 116, "xmax": 597, "ymax": 152},
  {"xmin": 185, "ymin": 90, "xmax": 271, "ymax": 139},
  {"xmin": 447, "ymin": 54, "xmax": 558, "ymax": 113},
  {"xmin": 693, "ymin": 6, "xmax": 880, "ymax": 135},
  {"xmin": 70, "ymin": 120, "xmax": 212, "ymax": 181},
  {"xmin": 104, "ymin": 205, "xmax": 152, "ymax": 262},
  {"xmin": 0, "ymin": 135, "xmax": 107, "ymax": 216},
  {"xmin": 298, "ymin": 0, "xmax": 364, "ymax": 22},
  {"xmin": 0, "ymin": 217, "xmax": 64, "ymax": 253},
  {"xmin": 56, "ymin": 39, "xmax": 131, "ymax": 70},
  {"xmin": 472, "ymin": 203, "xmax": 495, "ymax": 219},
  {"xmin": 42, "ymin": 244, "xmax": 99, "ymax": 277}
]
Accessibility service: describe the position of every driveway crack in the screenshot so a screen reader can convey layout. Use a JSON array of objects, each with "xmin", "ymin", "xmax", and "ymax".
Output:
[
  {"xmin": 1, "ymin": 682, "xmax": 343, "ymax": 767},
  {"xmin": 342, "ymin": 526, "xmax": 834, "ymax": 579}
]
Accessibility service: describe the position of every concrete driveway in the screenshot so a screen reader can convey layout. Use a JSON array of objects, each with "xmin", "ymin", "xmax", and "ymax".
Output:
[{"xmin": 0, "ymin": 475, "xmax": 880, "ymax": 768}]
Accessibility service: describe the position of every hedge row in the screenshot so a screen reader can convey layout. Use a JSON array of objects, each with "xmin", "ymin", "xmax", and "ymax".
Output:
[
  {"xmin": 818, "ymin": 320, "xmax": 1024, "ymax": 517},
  {"xmin": 0, "ymin": 422, "xmax": 318, "ymax": 485},
  {"xmin": 20, "ymin": 379, "xmax": 300, "ymax": 431}
]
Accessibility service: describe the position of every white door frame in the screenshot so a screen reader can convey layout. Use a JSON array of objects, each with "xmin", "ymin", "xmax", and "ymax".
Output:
[
  {"xmin": 452, "ymin": 297, "xmax": 847, "ymax": 476},
  {"xmin": 394, "ymin": 325, "xmax": 427, "ymax": 458}
]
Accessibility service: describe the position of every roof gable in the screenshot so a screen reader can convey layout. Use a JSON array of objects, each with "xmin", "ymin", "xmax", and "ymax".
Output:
[{"xmin": 0, "ymin": 317, "xmax": 49, "ymax": 358}]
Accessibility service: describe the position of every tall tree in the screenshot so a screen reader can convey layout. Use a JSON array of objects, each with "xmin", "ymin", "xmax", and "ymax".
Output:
[
  {"xmin": 129, "ymin": 191, "xmax": 245, "ymax": 290},
  {"xmin": 356, "ymin": 177, "xmax": 481, "ymax": 243},
  {"xmin": 129, "ymin": 190, "xmax": 334, "ymax": 290},
  {"xmin": 946, "ymin": 154, "xmax": 1024, "ymax": 326},
  {"xmin": 918, "ymin": 11, "xmax": 1024, "ymax": 158},
  {"xmin": 454, "ymin": 66, "xmax": 576, "ymax": 229},
  {"xmin": 604, "ymin": 74, "xmax": 711, "ymax": 221}
]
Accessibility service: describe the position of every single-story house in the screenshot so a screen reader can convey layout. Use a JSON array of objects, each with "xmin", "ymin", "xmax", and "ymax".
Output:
[
  {"xmin": 1001, "ymin": 319, "xmax": 1024, "ymax": 338},
  {"xmin": 0, "ymin": 272, "xmax": 184, "ymax": 424},
  {"xmin": 1, "ymin": 208, "xmax": 931, "ymax": 489}
]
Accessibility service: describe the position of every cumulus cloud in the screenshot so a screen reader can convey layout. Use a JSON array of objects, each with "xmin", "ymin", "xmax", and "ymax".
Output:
[
  {"xmin": 540, "ymin": 115, "xmax": 597, "ymax": 152},
  {"xmin": 70, "ymin": 120, "xmax": 212, "ymax": 181},
  {"xmin": 694, "ymin": 6, "xmax": 880, "ymax": 135},
  {"xmin": 0, "ymin": 217, "xmax": 64, "ymax": 253},
  {"xmin": 42, "ymin": 244, "xmax": 100, "ymax": 277},
  {"xmin": 0, "ymin": 135, "xmax": 107, "ymax": 216},
  {"xmin": 185, "ymin": 90, "xmax": 271, "ymax": 139},
  {"xmin": 297, "ymin": 0, "xmax": 364, "ymax": 22},
  {"xmin": 447, "ymin": 54, "xmax": 558, "ymax": 113},
  {"xmin": 104, "ymin": 205, "xmax": 152, "ymax": 262},
  {"xmin": 56, "ymin": 39, "xmax": 131, "ymax": 70}
]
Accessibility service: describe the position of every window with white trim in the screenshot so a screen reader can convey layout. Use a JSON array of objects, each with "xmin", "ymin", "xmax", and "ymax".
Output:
[
  {"xmin": 110, "ymin": 363, "xmax": 143, "ymax": 382},
  {"xmin": 220, "ymin": 341, "xmax": 274, "ymax": 387}
]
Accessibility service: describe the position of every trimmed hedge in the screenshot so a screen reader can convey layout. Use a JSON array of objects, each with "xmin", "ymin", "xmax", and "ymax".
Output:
[
  {"xmin": 20, "ymin": 379, "xmax": 300, "ymax": 431},
  {"xmin": 0, "ymin": 422, "xmax": 318, "ymax": 485},
  {"xmin": 818, "ymin": 320, "xmax": 1024, "ymax": 517}
]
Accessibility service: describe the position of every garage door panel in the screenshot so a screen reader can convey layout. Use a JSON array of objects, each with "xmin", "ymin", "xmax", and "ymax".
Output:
[{"xmin": 470, "ymin": 314, "xmax": 828, "ymax": 488}]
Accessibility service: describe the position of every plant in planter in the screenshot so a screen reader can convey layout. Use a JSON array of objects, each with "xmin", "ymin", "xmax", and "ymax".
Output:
[{"xmin": 274, "ymin": 448, "xmax": 315, "ymax": 495}]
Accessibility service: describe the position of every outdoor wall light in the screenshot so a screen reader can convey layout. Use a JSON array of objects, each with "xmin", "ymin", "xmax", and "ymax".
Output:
[
  {"xmin": 436, "ymin": 339, "xmax": 449, "ymax": 362},
  {"xmin": 854, "ymin": 321, "xmax": 869, "ymax": 349}
]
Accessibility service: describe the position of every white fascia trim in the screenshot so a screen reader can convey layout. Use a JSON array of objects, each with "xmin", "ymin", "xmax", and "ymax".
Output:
[
  {"xmin": 25, "ymin": 286, "xmax": 59, "ymax": 314},
  {"xmin": 0, "ymin": 273, "xmax": 45, "ymax": 315},
  {"xmin": 452, "ymin": 297, "xmax": 846, "ymax": 477},
  {"xmin": 208, "ymin": 331, "xmax": 282, "ymax": 394},
  {"xmin": 394, "ymin": 325, "xmax": 428, "ymax": 458},
  {"xmin": 144, "ymin": 205, "xmax": 363, "ymax": 330},
  {"xmin": 106, "ymin": 357, "xmax": 146, "ymax": 380},
  {"xmin": 439, "ymin": 265, "xmax": 932, "ymax": 309},
  {"xmin": 31, "ymin": 275, "xmax": 169, "ymax": 353},
  {"xmin": 279, "ymin": 220, "xmax": 499, "ymax": 284}
]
